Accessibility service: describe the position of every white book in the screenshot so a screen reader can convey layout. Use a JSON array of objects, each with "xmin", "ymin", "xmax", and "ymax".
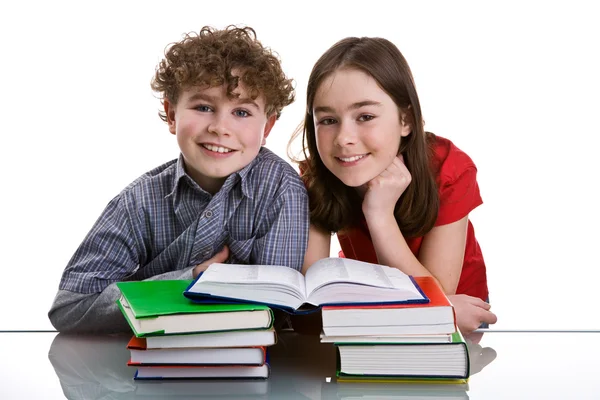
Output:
[
  {"xmin": 184, "ymin": 257, "xmax": 427, "ymax": 311},
  {"xmin": 320, "ymin": 332, "xmax": 453, "ymax": 344},
  {"xmin": 129, "ymin": 346, "xmax": 266, "ymax": 366},
  {"xmin": 144, "ymin": 328, "xmax": 276, "ymax": 349},
  {"xmin": 322, "ymin": 323, "xmax": 457, "ymax": 336}
]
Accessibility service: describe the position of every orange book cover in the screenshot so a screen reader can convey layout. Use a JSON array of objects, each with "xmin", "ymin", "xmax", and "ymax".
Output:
[
  {"xmin": 127, "ymin": 335, "xmax": 147, "ymax": 350},
  {"xmin": 321, "ymin": 276, "xmax": 455, "ymax": 325}
]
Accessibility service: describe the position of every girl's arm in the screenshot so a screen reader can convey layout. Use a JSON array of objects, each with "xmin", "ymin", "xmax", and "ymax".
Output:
[
  {"xmin": 363, "ymin": 155, "xmax": 465, "ymax": 294},
  {"xmin": 368, "ymin": 215, "xmax": 467, "ymax": 294},
  {"xmin": 302, "ymin": 224, "xmax": 331, "ymax": 275},
  {"xmin": 418, "ymin": 216, "xmax": 468, "ymax": 294}
]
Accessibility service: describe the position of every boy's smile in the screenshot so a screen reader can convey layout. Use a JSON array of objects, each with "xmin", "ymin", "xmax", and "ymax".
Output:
[{"xmin": 166, "ymin": 83, "xmax": 276, "ymax": 194}]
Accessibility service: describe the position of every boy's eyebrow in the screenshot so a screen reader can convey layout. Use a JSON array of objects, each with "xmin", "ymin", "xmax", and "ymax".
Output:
[
  {"xmin": 187, "ymin": 93, "xmax": 261, "ymax": 110},
  {"xmin": 234, "ymin": 97, "xmax": 262, "ymax": 110},
  {"xmin": 313, "ymin": 100, "xmax": 382, "ymax": 114}
]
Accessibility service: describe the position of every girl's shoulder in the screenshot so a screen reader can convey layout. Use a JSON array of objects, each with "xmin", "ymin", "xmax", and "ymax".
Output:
[
  {"xmin": 429, "ymin": 134, "xmax": 478, "ymax": 185},
  {"xmin": 428, "ymin": 134, "xmax": 483, "ymax": 226}
]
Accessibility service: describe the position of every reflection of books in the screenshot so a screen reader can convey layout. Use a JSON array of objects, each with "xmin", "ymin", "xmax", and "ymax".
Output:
[
  {"xmin": 48, "ymin": 333, "xmax": 273, "ymax": 399},
  {"xmin": 134, "ymin": 380, "xmax": 270, "ymax": 398},
  {"xmin": 116, "ymin": 280, "xmax": 273, "ymax": 337},
  {"xmin": 184, "ymin": 258, "xmax": 428, "ymax": 312},
  {"xmin": 127, "ymin": 336, "xmax": 267, "ymax": 365},
  {"xmin": 321, "ymin": 276, "xmax": 455, "ymax": 336},
  {"xmin": 321, "ymin": 380, "xmax": 469, "ymax": 399},
  {"xmin": 134, "ymin": 364, "xmax": 270, "ymax": 379},
  {"xmin": 336, "ymin": 332, "xmax": 469, "ymax": 381}
]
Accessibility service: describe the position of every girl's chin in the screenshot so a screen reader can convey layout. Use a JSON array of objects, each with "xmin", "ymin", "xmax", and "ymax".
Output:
[{"xmin": 337, "ymin": 175, "xmax": 370, "ymax": 189}]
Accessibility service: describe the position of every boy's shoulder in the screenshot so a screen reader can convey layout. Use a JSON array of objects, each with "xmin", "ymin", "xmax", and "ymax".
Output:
[
  {"xmin": 246, "ymin": 148, "xmax": 307, "ymax": 194},
  {"xmin": 119, "ymin": 158, "xmax": 180, "ymax": 200}
]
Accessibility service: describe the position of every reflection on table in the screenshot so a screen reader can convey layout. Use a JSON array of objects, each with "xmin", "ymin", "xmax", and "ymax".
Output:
[{"xmin": 47, "ymin": 330, "xmax": 495, "ymax": 399}]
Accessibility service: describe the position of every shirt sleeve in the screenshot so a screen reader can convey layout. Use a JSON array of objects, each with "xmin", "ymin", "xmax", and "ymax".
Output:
[
  {"xmin": 251, "ymin": 186, "xmax": 309, "ymax": 271},
  {"xmin": 58, "ymin": 195, "xmax": 141, "ymax": 295},
  {"xmin": 48, "ymin": 268, "xmax": 194, "ymax": 333},
  {"xmin": 435, "ymin": 166, "xmax": 483, "ymax": 226}
]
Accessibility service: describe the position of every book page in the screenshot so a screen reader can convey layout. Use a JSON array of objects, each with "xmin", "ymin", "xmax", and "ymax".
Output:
[
  {"xmin": 196, "ymin": 263, "xmax": 307, "ymax": 298},
  {"xmin": 305, "ymin": 258, "xmax": 422, "ymax": 301}
]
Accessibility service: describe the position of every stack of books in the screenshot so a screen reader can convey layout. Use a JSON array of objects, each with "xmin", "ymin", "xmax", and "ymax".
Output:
[
  {"xmin": 319, "ymin": 276, "xmax": 470, "ymax": 383},
  {"xmin": 116, "ymin": 279, "xmax": 276, "ymax": 380},
  {"xmin": 179, "ymin": 258, "xmax": 469, "ymax": 382}
]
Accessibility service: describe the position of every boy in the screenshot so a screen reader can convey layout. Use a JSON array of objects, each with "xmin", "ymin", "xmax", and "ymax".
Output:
[{"xmin": 49, "ymin": 26, "xmax": 309, "ymax": 333}]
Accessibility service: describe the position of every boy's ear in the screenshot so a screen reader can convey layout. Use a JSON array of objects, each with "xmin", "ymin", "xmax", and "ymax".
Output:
[
  {"xmin": 261, "ymin": 114, "xmax": 277, "ymax": 145},
  {"xmin": 165, "ymin": 100, "xmax": 176, "ymax": 135}
]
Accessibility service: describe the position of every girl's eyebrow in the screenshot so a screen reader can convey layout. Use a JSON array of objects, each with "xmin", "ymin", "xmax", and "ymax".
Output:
[{"xmin": 313, "ymin": 100, "xmax": 382, "ymax": 114}]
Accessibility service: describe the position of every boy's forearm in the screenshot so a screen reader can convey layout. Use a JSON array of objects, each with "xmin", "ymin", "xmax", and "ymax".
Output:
[
  {"xmin": 49, "ymin": 267, "xmax": 194, "ymax": 333},
  {"xmin": 48, "ymin": 287, "xmax": 129, "ymax": 333}
]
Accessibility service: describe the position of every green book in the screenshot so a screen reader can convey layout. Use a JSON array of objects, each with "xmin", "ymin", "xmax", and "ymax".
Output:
[
  {"xmin": 116, "ymin": 280, "xmax": 274, "ymax": 337},
  {"xmin": 335, "ymin": 331, "xmax": 470, "ymax": 382}
]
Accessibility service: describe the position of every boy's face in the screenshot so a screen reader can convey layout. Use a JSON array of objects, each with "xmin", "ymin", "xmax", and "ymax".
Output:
[{"xmin": 165, "ymin": 83, "xmax": 276, "ymax": 193}]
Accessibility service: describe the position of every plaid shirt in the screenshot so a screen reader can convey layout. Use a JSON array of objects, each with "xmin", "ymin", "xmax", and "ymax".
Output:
[{"xmin": 59, "ymin": 147, "xmax": 309, "ymax": 294}]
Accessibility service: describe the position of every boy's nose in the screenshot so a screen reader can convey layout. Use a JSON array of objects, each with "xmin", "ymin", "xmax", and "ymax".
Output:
[{"xmin": 208, "ymin": 114, "xmax": 230, "ymax": 136}]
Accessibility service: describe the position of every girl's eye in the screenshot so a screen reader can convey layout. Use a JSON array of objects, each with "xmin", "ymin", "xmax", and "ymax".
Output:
[
  {"xmin": 234, "ymin": 109, "xmax": 250, "ymax": 117},
  {"xmin": 358, "ymin": 114, "xmax": 375, "ymax": 122},
  {"xmin": 319, "ymin": 118, "xmax": 337, "ymax": 126},
  {"xmin": 195, "ymin": 105, "xmax": 213, "ymax": 112}
]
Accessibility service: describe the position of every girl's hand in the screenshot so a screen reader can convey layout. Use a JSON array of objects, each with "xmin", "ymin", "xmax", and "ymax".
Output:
[
  {"xmin": 448, "ymin": 294, "xmax": 498, "ymax": 334},
  {"xmin": 362, "ymin": 155, "xmax": 411, "ymax": 218}
]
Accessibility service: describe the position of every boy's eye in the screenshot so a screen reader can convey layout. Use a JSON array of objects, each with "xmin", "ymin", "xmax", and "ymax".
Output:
[
  {"xmin": 233, "ymin": 109, "xmax": 250, "ymax": 117},
  {"xmin": 195, "ymin": 105, "xmax": 213, "ymax": 112},
  {"xmin": 358, "ymin": 114, "xmax": 375, "ymax": 122},
  {"xmin": 319, "ymin": 118, "xmax": 337, "ymax": 126}
]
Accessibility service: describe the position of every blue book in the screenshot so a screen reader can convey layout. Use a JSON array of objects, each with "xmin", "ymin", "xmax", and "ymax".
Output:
[{"xmin": 184, "ymin": 257, "xmax": 429, "ymax": 314}]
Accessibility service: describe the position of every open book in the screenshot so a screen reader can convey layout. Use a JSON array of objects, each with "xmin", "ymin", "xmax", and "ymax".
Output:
[{"xmin": 184, "ymin": 257, "xmax": 428, "ymax": 312}]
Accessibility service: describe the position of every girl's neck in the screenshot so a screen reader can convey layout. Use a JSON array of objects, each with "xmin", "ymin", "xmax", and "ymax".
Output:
[{"xmin": 355, "ymin": 184, "xmax": 368, "ymax": 198}]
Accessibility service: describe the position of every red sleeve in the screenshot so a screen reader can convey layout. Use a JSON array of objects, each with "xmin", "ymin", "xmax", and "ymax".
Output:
[
  {"xmin": 435, "ymin": 166, "xmax": 482, "ymax": 226},
  {"xmin": 431, "ymin": 137, "xmax": 483, "ymax": 226}
]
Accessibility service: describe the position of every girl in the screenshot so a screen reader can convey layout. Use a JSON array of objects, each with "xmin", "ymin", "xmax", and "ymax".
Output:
[{"xmin": 294, "ymin": 36, "xmax": 497, "ymax": 334}]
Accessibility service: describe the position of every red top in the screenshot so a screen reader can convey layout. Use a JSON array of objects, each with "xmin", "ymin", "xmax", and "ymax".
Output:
[{"xmin": 337, "ymin": 135, "xmax": 489, "ymax": 301}]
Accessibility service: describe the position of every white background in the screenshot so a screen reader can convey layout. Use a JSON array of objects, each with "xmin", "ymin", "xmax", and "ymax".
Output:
[{"xmin": 1, "ymin": 0, "xmax": 598, "ymax": 330}]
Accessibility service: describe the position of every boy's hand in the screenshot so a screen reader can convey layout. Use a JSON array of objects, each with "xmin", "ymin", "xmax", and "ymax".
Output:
[
  {"xmin": 362, "ymin": 155, "xmax": 411, "ymax": 218},
  {"xmin": 192, "ymin": 246, "xmax": 230, "ymax": 278},
  {"xmin": 448, "ymin": 294, "xmax": 498, "ymax": 334}
]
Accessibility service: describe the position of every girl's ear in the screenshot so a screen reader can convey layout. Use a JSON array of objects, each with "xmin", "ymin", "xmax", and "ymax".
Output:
[
  {"xmin": 399, "ymin": 108, "xmax": 412, "ymax": 137},
  {"xmin": 400, "ymin": 121, "xmax": 412, "ymax": 137}
]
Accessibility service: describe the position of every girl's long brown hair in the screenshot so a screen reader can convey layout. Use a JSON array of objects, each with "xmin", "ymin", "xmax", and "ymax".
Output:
[{"xmin": 291, "ymin": 37, "xmax": 439, "ymax": 238}]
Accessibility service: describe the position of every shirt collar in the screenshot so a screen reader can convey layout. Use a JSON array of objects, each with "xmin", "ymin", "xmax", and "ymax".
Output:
[{"xmin": 167, "ymin": 151, "xmax": 262, "ymax": 200}]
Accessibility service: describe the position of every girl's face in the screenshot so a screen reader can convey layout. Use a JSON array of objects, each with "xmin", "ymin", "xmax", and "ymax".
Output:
[{"xmin": 312, "ymin": 68, "xmax": 411, "ymax": 188}]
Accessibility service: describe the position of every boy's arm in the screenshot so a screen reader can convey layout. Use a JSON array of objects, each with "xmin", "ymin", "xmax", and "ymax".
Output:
[
  {"xmin": 49, "ymin": 193, "xmax": 197, "ymax": 333},
  {"xmin": 252, "ymin": 186, "xmax": 309, "ymax": 271},
  {"xmin": 48, "ymin": 268, "xmax": 194, "ymax": 333}
]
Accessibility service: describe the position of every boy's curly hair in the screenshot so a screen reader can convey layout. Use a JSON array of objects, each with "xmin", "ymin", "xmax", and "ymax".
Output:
[{"xmin": 151, "ymin": 25, "xmax": 294, "ymax": 121}]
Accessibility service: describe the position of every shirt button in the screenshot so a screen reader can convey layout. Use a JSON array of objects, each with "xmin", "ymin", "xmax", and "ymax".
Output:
[{"xmin": 204, "ymin": 210, "xmax": 213, "ymax": 218}]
